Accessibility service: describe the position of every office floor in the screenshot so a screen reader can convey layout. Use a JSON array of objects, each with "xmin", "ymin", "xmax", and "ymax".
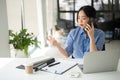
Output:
[{"xmin": 105, "ymin": 40, "xmax": 120, "ymax": 51}]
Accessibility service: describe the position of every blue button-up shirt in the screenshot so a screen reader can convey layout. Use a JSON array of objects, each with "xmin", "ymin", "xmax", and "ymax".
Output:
[{"xmin": 65, "ymin": 27, "xmax": 105, "ymax": 59}]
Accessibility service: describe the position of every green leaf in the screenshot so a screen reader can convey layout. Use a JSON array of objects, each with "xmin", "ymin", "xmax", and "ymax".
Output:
[{"xmin": 9, "ymin": 29, "xmax": 41, "ymax": 57}]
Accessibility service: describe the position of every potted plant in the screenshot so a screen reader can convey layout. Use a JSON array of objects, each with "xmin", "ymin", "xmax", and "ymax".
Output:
[{"xmin": 9, "ymin": 29, "xmax": 40, "ymax": 57}]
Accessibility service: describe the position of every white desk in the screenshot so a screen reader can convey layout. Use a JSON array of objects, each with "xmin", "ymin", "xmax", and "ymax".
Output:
[{"xmin": 0, "ymin": 58, "xmax": 120, "ymax": 80}]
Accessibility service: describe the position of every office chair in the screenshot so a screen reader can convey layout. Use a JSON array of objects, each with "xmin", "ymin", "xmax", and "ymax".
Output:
[{"xmin": 102, "ymin": 44, "xmax": 105, "ymax": 51}]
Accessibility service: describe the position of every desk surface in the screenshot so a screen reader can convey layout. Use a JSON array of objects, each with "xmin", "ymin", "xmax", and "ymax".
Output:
[{"xmin": 0, "ymin": 58, "xmax": 120, "ymax": 80}]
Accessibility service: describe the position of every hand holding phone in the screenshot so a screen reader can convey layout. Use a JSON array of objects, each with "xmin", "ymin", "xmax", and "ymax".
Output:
[{"xmin": 85, "ymin": 18, "xmax": 95, "ymax": 39}]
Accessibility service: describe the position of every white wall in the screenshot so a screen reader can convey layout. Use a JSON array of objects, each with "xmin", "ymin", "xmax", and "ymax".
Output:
[
  {"xmin": 36, "ymin": 0, "xmax": 47, "ymax": 47},
  {"xmin": 24, "ymin": 0, "xmax": 39, "ymax": 36},
  {"xmin": 46, "ymin": 0, "xmax": 57, "ymax": 34},
  {"xmin": 6, "ymin": 0, "xmax": 39, "ymax": 35},
  {"xmin": 0, "ymin": 0, "xmax": 10, "ymax": 57},
  {"xmin": 6, "ymin": 0, "xmax": 21, "ymax": 31}
]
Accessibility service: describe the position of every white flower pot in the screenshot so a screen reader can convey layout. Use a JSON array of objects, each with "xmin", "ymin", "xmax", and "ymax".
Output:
[{"xmin": 11, "ymin": 49, "xmax": 28, "ymax": 58}]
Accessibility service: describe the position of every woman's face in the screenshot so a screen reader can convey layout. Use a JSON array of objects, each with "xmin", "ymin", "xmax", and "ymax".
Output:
[{"xmin": 77, "ymin": 10, "xmax": 90, "ymax": 29}]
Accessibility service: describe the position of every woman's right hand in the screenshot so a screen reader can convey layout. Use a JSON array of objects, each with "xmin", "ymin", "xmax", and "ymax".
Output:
[
  {"xmin": 47, "ymin": 36, "xmax": 68, "ymax": 58},
  {"xmin": 46, "ymin": 36, "xmax": 58, "ymax": 46}
]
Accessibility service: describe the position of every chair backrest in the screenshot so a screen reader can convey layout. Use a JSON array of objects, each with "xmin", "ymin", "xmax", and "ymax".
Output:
[{"xmin": 102, "ymin": 44, "xmax": 105, "ymax": 51}]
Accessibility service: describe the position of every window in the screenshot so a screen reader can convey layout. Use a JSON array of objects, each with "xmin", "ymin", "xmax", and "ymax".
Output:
[
  {"xmin": 57, "ymin": 0, "xmax": 92, "ymax": 27},
  {"xmin": 57, "ymin": 0, "xmax": 120, "ymax": 25},
  {"xmin": 57, "ymin": 0, "xmax": 120, "ymax": 39}
]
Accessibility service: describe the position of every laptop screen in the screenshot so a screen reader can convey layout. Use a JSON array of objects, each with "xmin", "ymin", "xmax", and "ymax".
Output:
[{"xmin": 81, "ymin": 51, "xmax": 120, "ymax": 74}]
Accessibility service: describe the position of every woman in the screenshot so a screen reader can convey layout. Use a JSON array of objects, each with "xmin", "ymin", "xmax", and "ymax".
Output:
[{"xmin": 47, "ymin": 5, "xmax": 105, "ymax": 59}]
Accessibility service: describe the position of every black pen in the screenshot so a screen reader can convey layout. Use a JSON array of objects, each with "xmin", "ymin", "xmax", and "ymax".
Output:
[{"xmin": 48, "ymin": 62, "xmax": 60, "ymax": 67}]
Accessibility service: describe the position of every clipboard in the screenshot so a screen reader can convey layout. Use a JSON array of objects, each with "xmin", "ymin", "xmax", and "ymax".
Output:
[{"xmin": 41, "ymin": 59, "xmax": 78, "ymax": 75}]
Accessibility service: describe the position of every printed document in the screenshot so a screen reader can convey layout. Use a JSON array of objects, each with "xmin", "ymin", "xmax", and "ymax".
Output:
[{"xmin": 41, "ymin": 59, "xmax": 78, "ymax": 74}]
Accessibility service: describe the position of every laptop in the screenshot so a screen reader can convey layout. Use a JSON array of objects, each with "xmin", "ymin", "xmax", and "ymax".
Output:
[{"xmin": 80, "ymin": 50, "xmax": 120, "ymax": 74}]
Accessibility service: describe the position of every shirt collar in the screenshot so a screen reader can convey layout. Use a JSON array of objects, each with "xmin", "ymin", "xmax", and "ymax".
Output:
[
  {"xmin": 77, "ymin": 27, "xmax": 84, "ymax": 34},
  {"xmin": 78, "ymin": 27, "xmax": 89, "ymax": 39}
]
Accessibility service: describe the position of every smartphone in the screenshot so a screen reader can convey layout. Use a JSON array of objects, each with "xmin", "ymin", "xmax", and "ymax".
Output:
[{"xmin": 88, "ymin": 18, "xmax": 94, "ymax": 27}]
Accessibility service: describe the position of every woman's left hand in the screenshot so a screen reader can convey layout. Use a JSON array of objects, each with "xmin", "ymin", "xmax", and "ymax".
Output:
[{"xmin": 84, "ymin": 23, "xmax": 94, "ymax": 40}]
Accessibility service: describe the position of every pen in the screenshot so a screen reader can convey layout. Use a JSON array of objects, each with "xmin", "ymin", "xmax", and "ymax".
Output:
[{"xmin": 48, "ymin": 62, "xmax": 60, "ymax": 67}]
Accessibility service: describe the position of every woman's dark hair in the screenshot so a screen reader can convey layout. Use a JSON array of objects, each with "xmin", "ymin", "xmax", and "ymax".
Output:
[{"xmin": 77, "ymin": 5, "xmax": 96, "ymax": 22}]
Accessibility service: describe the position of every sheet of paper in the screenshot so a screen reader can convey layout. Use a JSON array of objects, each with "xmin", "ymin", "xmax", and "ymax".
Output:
[{"xmin": 41, "ymin": 59, "xmax": 78, "ymax": 74}]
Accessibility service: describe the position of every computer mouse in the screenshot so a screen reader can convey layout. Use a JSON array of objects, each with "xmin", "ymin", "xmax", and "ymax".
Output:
[{"xmin": 69, "ymin": 72, "xmax": 80, "ymax": 78}]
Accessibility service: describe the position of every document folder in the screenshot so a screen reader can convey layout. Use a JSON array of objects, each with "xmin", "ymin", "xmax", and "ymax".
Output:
[
  {"xmin": 41, "ymin": 59, "xmax": 78, "ymax": 75},
  {"xmin": 16, "ymin": 57, "xmax": 55, "ymax": 71}
]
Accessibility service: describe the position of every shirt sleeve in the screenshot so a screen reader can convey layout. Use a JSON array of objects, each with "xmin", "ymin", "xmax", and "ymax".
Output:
[
  {"xmin": 96, "ymin": 30, "xmax": 105, "ymax": 51},
  {"xmin": 65, "ymin": 30, "xmax": 74, "ymax": 57}
]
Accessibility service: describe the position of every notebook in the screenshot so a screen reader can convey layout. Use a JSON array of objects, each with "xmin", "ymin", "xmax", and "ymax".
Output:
[
  {"xmin": 41, "ymin": 59, "xmax": 78, "ymax": 75},
  {"xmin": 80, "ymin": 50, "xmax": 120, "ymax": 74}
]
